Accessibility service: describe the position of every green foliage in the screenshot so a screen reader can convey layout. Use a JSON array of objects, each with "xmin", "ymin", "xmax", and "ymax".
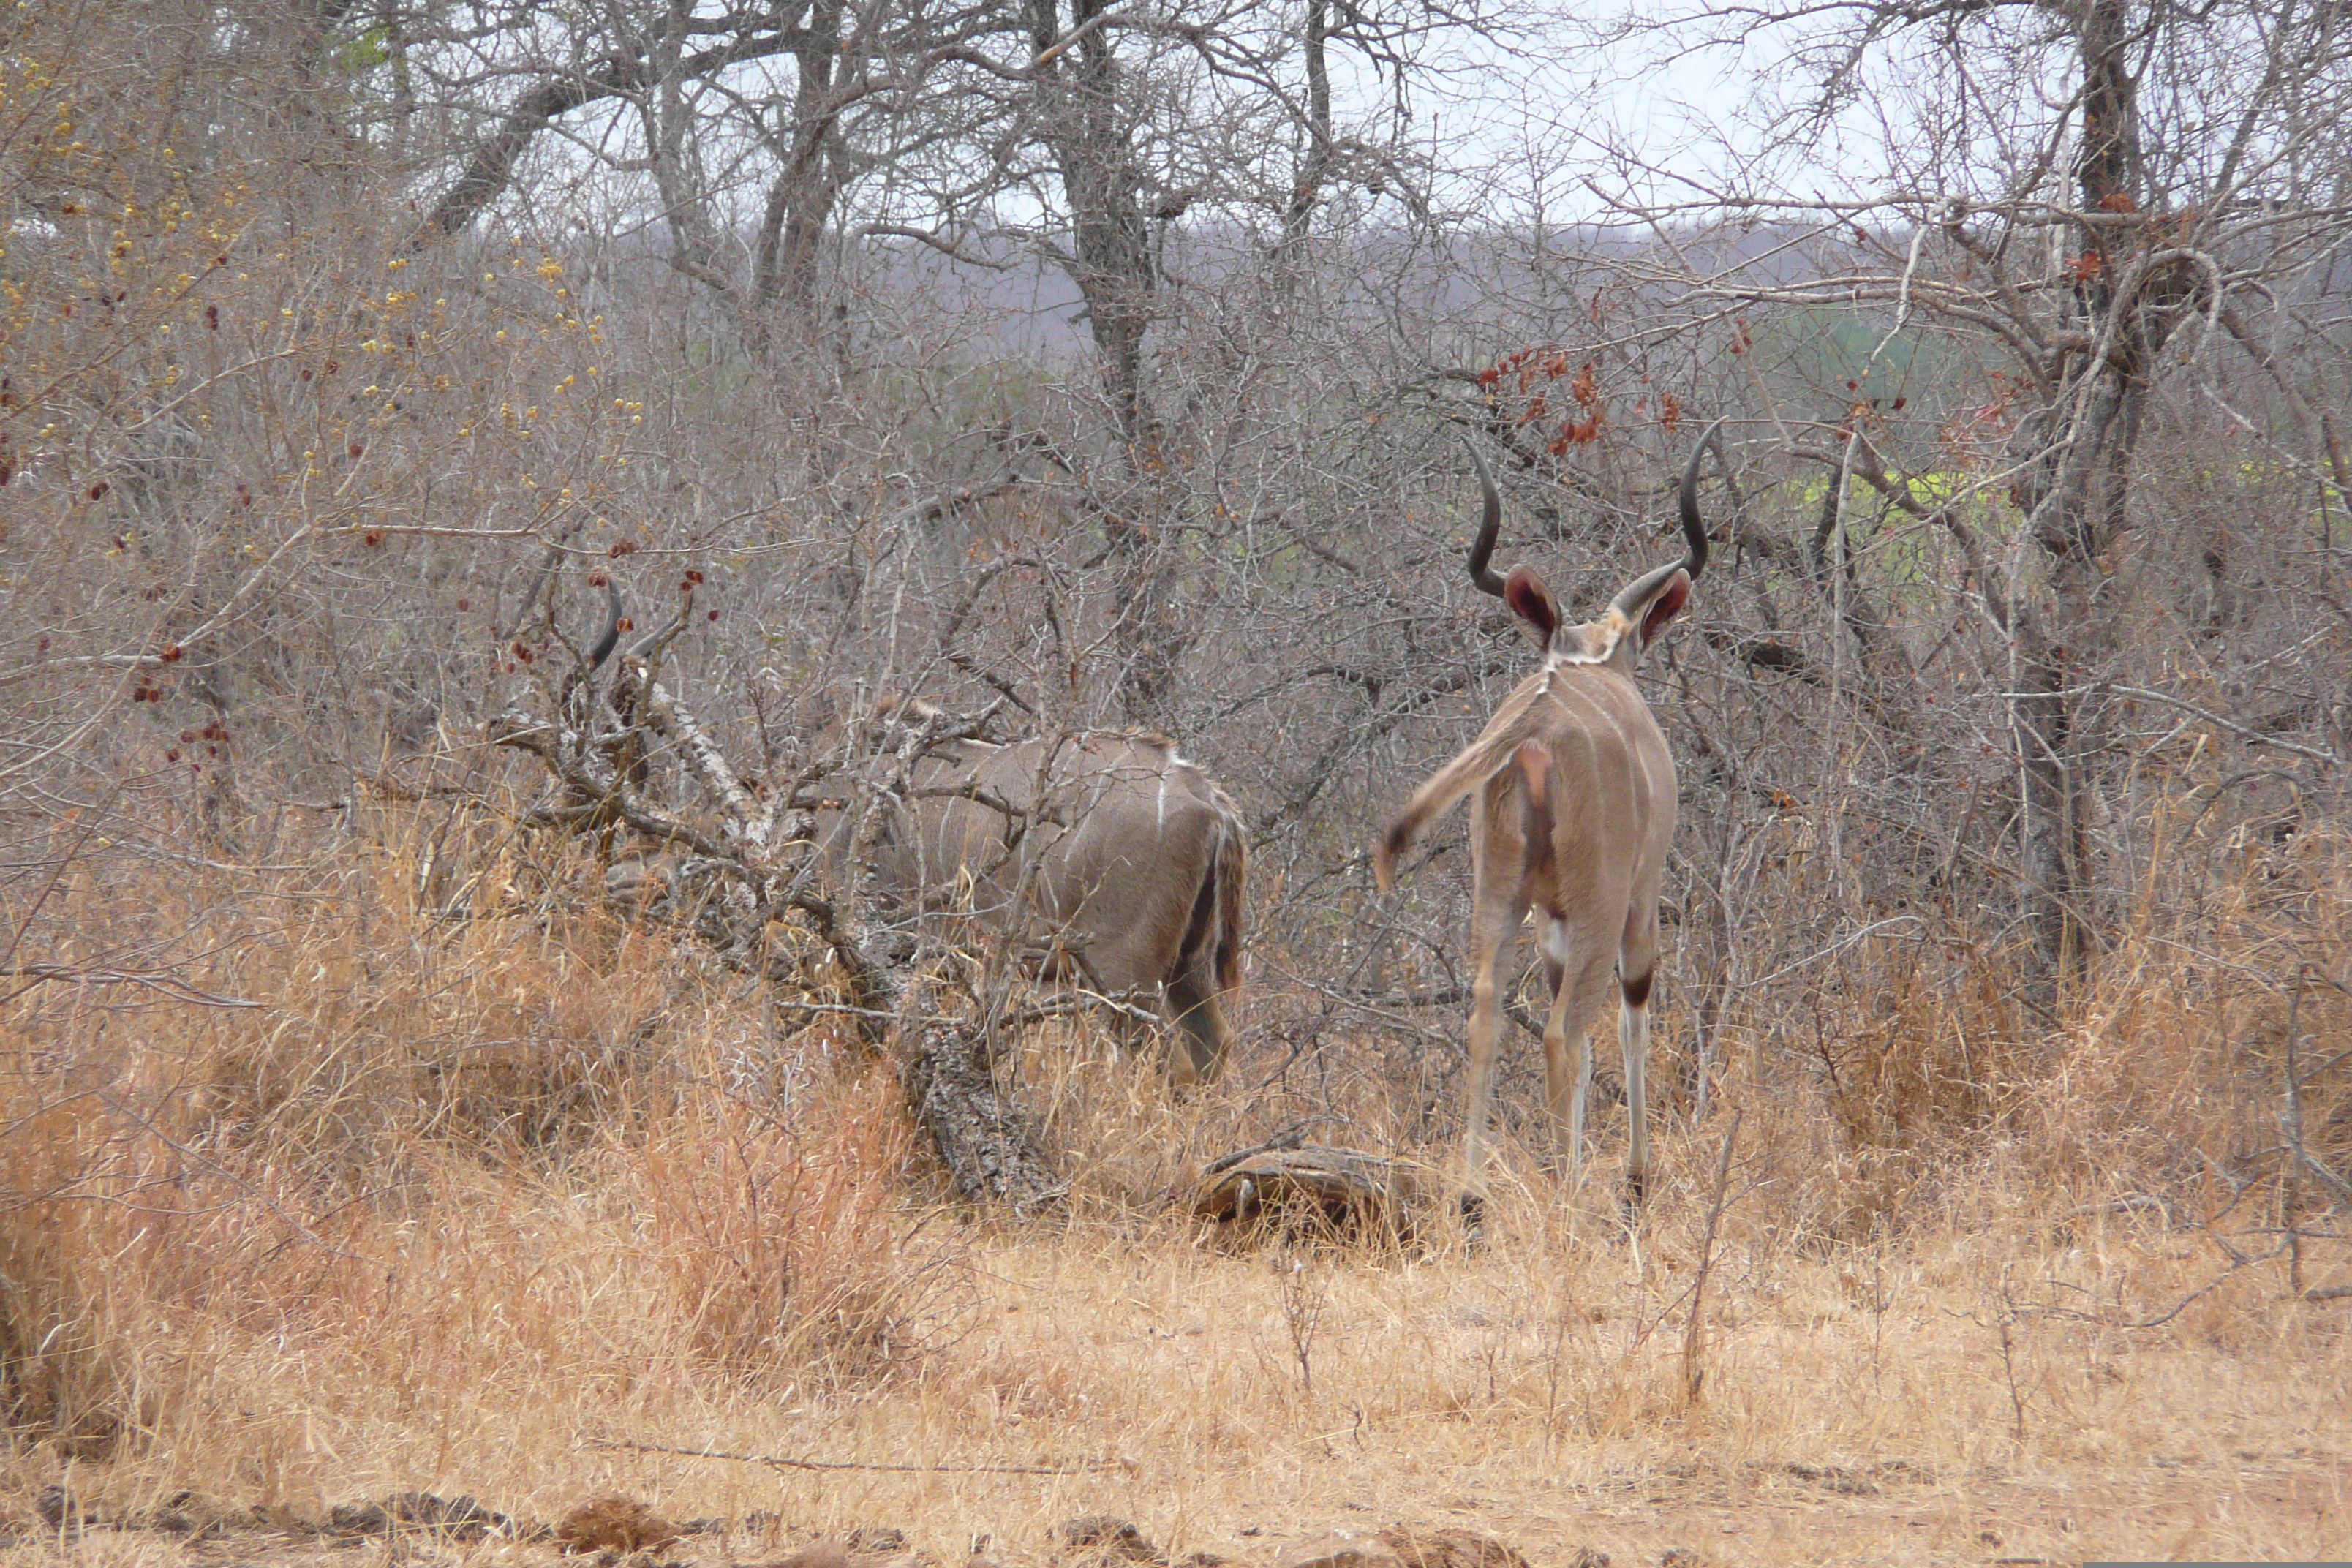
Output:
[
  {"xmin": 332, "ymin": 25, "xmax": 393, "ymax": 72},
  {"xmin": 1747, "ymin": 304, "xmax": 1984, "ymax": 412}
]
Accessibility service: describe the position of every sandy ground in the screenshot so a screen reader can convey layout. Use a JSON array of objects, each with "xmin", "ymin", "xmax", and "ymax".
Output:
[{"xmin": 8, "ymin": 1444, "xmax": 2349, "ymax": 1568}]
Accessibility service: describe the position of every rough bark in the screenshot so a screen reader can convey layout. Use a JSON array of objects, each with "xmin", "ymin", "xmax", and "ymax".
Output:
[
  {"xmin": 489, "ymin": 604, "xmax": 1063, "ymax": 1214},
  {"xmin": 901, "ymin": 1024, "xmax": 1065, "ymax": 1215},
  {"xmin": 1023, "ymin": 0, "xmax": 1194, "ymax": 725},
  {"xmin": 1280, "ymin": 0, "xmax": 1330, "ymax": 252},
  {"xmin": 1999, "ymin": 0, "xmax": 2163, "ymax": 980},
  {"xmin": 749, "ymin": 0, "xmax": 848, "ymax": 355},
  {"xmin": 419, "ymin": 72, "xmax": 601, "ymax": 244},
  {"xmin": 1039, "ymin": 0, "xmax": 1156, "ymax": 442}
]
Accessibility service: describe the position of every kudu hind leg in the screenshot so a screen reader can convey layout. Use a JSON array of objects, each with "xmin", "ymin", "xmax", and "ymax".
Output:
[
  {"xmin": 1615, "ymin": 897, "xmax": 1665, "ymax": 1208},
  {"xmin": 1163, "ymin": 969, "xmax": 1232, "ymax": 1088},
  {"xmin": 1161, "ymin": 837, "xmax": 1236, "ymax": 1090},
  {"xmin": 1619, "ymin": 965, "xmax": 1655, "ymax": 1208},
  {"xmin": 1532, "ymin": 913, "xmax": 1581, "ymax": 1180},
  {"xmin": 1461, "ymin": 881, "xmax": 1528, "ymax": 1226},
  {"xmin": 1548, "ymin": 961, "xmax": 1617, "ymax": 1191}
]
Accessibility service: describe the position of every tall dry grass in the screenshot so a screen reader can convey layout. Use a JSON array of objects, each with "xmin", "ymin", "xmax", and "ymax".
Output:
[
  {"xmin": 1, "ymin": 804, "xmax": 2345, "ymax": 1563},
  {"xmin": 0, "ymin": 807, "xmax": 959, "ymax": 1495}
]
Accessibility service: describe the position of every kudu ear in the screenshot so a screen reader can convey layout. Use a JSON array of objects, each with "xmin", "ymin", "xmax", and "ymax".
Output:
[
  {"xmin": 1503, "ymin": 565, "xmax": 1561, "ymax": 648},
  {"xmin": 1627, "ymin": 568, "xmax": 1692, "ymax": 655}
]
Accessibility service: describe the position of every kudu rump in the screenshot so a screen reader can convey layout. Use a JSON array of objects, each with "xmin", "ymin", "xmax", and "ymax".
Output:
[
  {"xmin": 841, "ymin": 701, "xmax": 1248, "ymax": 1090},
  {"xmin": 575, "ymin": 577, "xmax": 1245, "ymax": 1088},
  {"xmin": 1376, "ymin": 424, "xmax": 1722, "ymax": 1210}
]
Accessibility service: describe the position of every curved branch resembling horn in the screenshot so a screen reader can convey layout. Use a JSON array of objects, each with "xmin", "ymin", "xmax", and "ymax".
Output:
[{"xmin": 1460, "ymin": 434, "xmax": 1507, "ymax": 598}]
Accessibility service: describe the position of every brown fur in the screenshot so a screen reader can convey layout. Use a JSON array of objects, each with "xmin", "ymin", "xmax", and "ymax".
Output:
[
  {"xmin": 1372, "ymin": 683, "xmax": 1551, "ymax": 890},
  {"xmin": 824, "ymin": 717, "xmax": 1246, "ymax": 1088},
  {"xmin": 1515, "ymin": 739, "xmax": 1554, "ymax": 886},
  {"xmin": 1379, "ymin": 650, "xmax": 1681, "ymax": 1207},
  {"xmin": 1212, "ymin": 817, "xmax": 1246, "ymax": 1000},
  {"xmin": 1376, "ymin": 434, "xmax": 1712, "ymax": 1210}
]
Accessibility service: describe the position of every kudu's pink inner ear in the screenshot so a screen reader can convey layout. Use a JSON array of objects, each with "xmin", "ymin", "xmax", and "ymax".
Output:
[
  {"xmin": 1638, "ymin": 572, "xmax": 1691, "ymax": 647},
  {"xmin": 1504, "ymin": 565, "xmax": 1559, "ymax": 646}
]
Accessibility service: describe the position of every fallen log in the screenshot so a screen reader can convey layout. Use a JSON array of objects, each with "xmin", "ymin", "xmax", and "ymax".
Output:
[{"xmin": 1192, "ymin": 1143, "xmax": 1436, "ymax": 1245}]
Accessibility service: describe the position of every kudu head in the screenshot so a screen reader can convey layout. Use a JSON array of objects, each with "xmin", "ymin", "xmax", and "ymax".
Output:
[{"xmin": 1462, "ymin": 420, "xmax": 1723, "ymax": 669}]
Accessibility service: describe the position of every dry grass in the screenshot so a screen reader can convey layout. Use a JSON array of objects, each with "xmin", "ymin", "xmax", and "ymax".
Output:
[{"xmin": 3, "ymin": 809, "xmax": 2348, "ymax": 1567}]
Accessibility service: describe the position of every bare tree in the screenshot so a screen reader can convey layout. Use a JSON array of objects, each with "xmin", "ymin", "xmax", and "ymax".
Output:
[
  {"xmin": 1583, "ymin": 0, "xmax": 2352, "ymax": 981},
  {"xmin": 12, "ymin": 0, "xmax": 2349, "ymax": 1230}
]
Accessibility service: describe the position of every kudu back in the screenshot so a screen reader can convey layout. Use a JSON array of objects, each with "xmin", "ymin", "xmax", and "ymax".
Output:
[
  {"xmin": 1375, "ymin": 423, "xmax": 1722, "ymax": 1213},
  {"xmin": 832, "ymin": 702, "xmax": 1247, "ymax": 1088}
]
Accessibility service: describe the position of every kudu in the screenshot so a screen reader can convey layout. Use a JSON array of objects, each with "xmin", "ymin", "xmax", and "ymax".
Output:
[
  {"xmin": 833, "ymin": 699, "xmax": 1248, "ymax": 1089},
  {"xmin": 1374, "ymin": 423, "xmax": 1721, "ymax": 1211},
  {"xmin": 571, "ymin": 584, "xmax": 1244, "ymax": 1088}
]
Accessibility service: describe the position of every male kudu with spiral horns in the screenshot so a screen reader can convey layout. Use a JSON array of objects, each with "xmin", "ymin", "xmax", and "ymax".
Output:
[{"xmin": 1375, "ymin": 422, "xmax": 1725, "ymax": 1218}]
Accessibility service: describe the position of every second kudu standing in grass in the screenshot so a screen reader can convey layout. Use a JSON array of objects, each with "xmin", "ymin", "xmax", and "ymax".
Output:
[
  {"xmin": 1375, "ymin": 424, "xmax": 1722, "ymax": 1210},
  {"xmin": 834, "ymin": 701, "xmax": 1248, "ymax": 1089}
]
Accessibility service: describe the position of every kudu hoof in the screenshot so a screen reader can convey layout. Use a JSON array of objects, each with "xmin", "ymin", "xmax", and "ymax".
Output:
[{"xmin": 1620, "ymin": 1170, "xmax": 1648, "ymax": 1223}]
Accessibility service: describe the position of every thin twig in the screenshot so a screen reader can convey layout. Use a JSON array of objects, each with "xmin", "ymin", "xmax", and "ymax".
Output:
[
  {"xmin": 589, "ymin": 1437, "xmax": 1123, "ymax": 1475},
  {"xmin": 2029, "ymin": 1238, "xmax": 2291, "ymax": 1329},
  {"xmin": 0, "ymin": 965, "xmax": 259, "ymax": 1009},
  {"xmin": 2284, "ymin": 962, "xmax": 2309, "ymax": 1295},
  {"xmin": 1682, "ymin": 1107, "xmax": 1744, "ymax": 1406},
  {"xmin": 1997, "ymin": 1309, "xmax": 2027, "ymax": 1441},
  {"xmin": 2110, "ymin": 685, "xmax": 2342, "ymax": 765}
]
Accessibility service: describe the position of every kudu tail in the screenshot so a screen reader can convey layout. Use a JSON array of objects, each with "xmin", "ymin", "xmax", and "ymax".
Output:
[
  {"xmin": 1373, "ymin": 727, "xmax": 1526, "ymax": 890},
  {"xmin": 1166, "ymin": 791, "xmax": 1246, "ymax": 1083},
  {"xmin": 1212, "ymin": 808, "xmax": 1246, "ymax": 1002},
  {"xmin": 1177, "ymin": 794, "xmax": 1247, "ymax": 1003}
]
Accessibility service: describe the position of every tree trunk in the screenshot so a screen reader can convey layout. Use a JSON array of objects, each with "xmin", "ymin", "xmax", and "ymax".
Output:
[
  {"xmin": 1280, "ymin": 0, "xmax": 1330, "ymax": 254},
  {"xmin": 1026, "ymin": 0, "xmax": 1196, "ymax": 725},
  {"xmin": 900, "ymin": 1023, "xmax": 1064, "ymax": 1215},
  {"xmin": 750, "ymin": 0, "xmax": 847, "ymax": 358},
  {"xmin": 2001, "ymin": 0, "xmax": 2153, "ymax": 984},
  {"xmin": 1031, "ymin": 0, "xmax": 1156, "ymax": 440}
]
